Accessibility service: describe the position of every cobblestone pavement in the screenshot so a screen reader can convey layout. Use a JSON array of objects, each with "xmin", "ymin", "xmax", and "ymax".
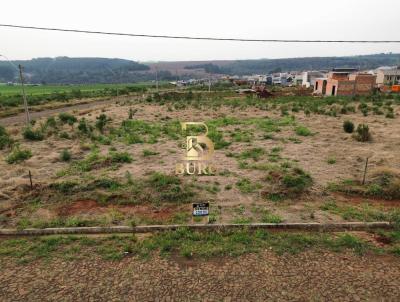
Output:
[{"xmin": 1, "ymin": 250, "xmax": 399, "ymax": 301}]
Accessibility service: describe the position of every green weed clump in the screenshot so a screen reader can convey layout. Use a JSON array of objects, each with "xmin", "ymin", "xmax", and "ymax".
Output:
[
  {"xmin": 0, "ymin": 125, "xmax": 13, "ymax": 149},
  {"xmin": 328, "ymin": 168, "xmax": 400, "ymax": 200},
  {"xmin": 50, "ymin": 181, "xmax": 79, "ymax": 194},
  {"xmin": 6, "ymin": 146, "xmax": 32, "ymax": 164},
  {"xmin": 109, "ymin": 152, "xmax": 133, "ymax": 163},
  {"xmin": 58, "ymin": 113, "xmax": 77, "ymax": 126},
  {"xmin": 386, "ymin": 112, "xmax": 395, "ymax": 119},
  {"xmin": 282, "ymin": 168, "xmax": 313, "ymax": 194},
  {"xmin": 143, "ymin": 149, "xmax": 159, "ymax": 157},
  {"xmin": 78, "ymin": 118, "xmax": 93, "ymax": 135},
  {"xmin": 295, "ymin": 126, "xmax": 312, "ymax": 136},
  {"xmin": 23, "ymin": 127, "xmax": 44, "ymax": 141},
  {"xmin": 59, "ymin": 132, "xmax": 70, "ymax": 139},
  {"xmin": 118, "ymin": 119, "xmax": 180, "ymax": 145},
  {"xmin": 238, "ymin": 148, "xmax": 266, "ymax": 161},
  {"xmin": 60, "ymin": 149, "xmax": 71, "ymax": 162},
  {"xmin": 236, "ymin": 178, "xmax": 262, "ymax": 193},
  {"xmin": 95, "ymin": 114, "xmax": 110, "ymax": 133},
  {"xmin": 146, "ymin": 172, "xmax": 194, "ymax": 203},
  {"xmin": 261, "ymin": 210, "xmax": 283, "ymax": 223},
  {"xmin": 327, "ymin": 157, "xmax": 337, "ymax": 164},
  {"xmin": 45, "ymin": 117, "xmax": 57, "ymax": 128},
  {"xmin": 0, "ymin": 229, "xmax": 382, "ymax": 263},
  {"xmin": 343, "ymin": 120, "xmax": 354, "ymax": 133},
  {"xmin": 264, "ymin": 166, "xmax": 313, "ymax": 198}
]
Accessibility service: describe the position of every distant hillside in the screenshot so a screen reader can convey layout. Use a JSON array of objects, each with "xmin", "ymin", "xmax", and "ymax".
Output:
[
  {"xmin": 0, "ymin": 57, "xmax": 151, "ymax": 84},
  {"xmin": 1, "ymin": 53, "xmax": 399, "ymax": 84},
  {"xmin": 217, "ymin": 53, "xmax": 400, "ymax": 75},
  {"xmin": 150, "ymin": 53, "xmax": 400, "ymax": 76}
]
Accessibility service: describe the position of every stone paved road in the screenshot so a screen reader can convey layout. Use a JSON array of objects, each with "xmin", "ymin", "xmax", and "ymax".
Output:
[{"xmin": 1, "ymin": 250, "xmax": 399, "ymax": 301}]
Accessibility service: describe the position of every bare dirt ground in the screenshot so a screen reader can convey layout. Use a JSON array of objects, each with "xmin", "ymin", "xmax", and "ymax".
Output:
[
  {"xmin": 1, "ymin": 95, "xmax": 400, "ymax": 227},
  {"xmin": 1, "ymin": 250, "xmax": 399, "ymax": 301}
]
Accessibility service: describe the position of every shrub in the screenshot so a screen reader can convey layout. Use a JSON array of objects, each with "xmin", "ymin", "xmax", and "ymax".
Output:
[
  {"xmin": 295, "ymin": 126, "xmax": 312, "ymax": 136},
  {"xmin": 386, "ymin": 112, "xmax": 395, "ymax": 119},
  {"xmin": 78, "ymin": 118, "xmax": 93, "ymax": 134},
  {"xmin": 373, "ymin": 106, "xmax": 383, "ymax": 115},
  {"xmin": 95, "ymin": 114, "xmax": 110, "ymax": 133},
  {"xmin": 58, "ymin": 113, "xmax": 77, "ymax": 125},
  {"xmin": 59, "ymin": 132, "xmax": 70, "ymax": 139},
  {"xmin": 361, "ymin": 108, "xmax": 368, "ymax": 116},
  {"xmin": 343, "ymin": 120, "xmax": 354, "ymax": 133},
  {"xmin": 0, "ymin": 125, "xmax": 13, "ymax": 150},
  {"xmin": 354, "ymin": 124, "xmax": 371, "ymax": 142},
  {"xmin": 45, "ymin": 117, "xmax": 57, "ymax": 128},
  {"xmin": 6, "ymin": 146, "xmax": 32, "ymax": 164},
  {"xmin": 60, "ymin": 149, "xmax": 71, "ymax": 162},
  {"xmin": 23, "ymin": 127, "xmax": 44, "ymax": 141}
]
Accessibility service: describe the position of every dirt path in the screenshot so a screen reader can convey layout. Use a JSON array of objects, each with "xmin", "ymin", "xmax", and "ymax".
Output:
[
  {"xmin": 1, "ymin": 250, "xmax": 399, "ymax": 301},
  {"xmin": 0, "ymin": 98, "xmax": 119, "ymax": 126}
]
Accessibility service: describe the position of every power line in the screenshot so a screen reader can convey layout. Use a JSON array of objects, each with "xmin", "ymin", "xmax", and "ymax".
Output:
[{"xmin": 1, "ymin": 24, "xmax": 400, "ymax": 43}]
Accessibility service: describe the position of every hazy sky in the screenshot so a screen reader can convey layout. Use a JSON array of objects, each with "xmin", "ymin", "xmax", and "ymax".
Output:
[{"xmin": 1, "ymin": 0, "xmax": 400, "ymax": 62}]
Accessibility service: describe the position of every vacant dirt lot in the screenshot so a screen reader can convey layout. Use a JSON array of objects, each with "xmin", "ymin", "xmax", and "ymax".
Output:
[
  {"xmin": 1, "ymin": 93, "xmax": 400, "ymax": 227},
  {"xmin": 1, "ymin": 249, "xmax": 399, "ymax": 301}
]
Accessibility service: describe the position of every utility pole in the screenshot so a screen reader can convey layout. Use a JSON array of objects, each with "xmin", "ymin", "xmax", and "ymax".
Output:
[
  {"xmin": 208, "ymin": 74, "xmax": 211, "ymax": 93},
  {"xmin": 175, "ymin": 69, "xmax": 180, "ymax": 91},
  {"xmin": 155, "ymin": 65, "xmax": 159, "ymax": 92},
  {"xmin": 18, "ymin": 64, "xmax": 30, "ymax": 125}
]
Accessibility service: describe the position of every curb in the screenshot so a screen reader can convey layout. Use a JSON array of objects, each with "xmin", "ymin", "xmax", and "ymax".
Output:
[{"xmin": 0, "ymin": 222, "xmax": 393, "ymax": 236}]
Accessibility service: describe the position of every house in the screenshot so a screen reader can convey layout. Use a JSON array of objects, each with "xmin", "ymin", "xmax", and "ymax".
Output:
[
  {"xmin": 376, "ymin": 66, "xmax": 400, "ymax": 86},
  {"xmin": 271, "ymin": 73, "xmax": 292, "ymax": 86},
  {"xmin": 302, "ymin": 71, "xmax": 327, "ymax": 88},
  {"xmin": 272, "ymin": 74, "xmax": 282, "ymax": 85},
  {"xmin": 314, "ymin": 68, "xmax": 376, "ymax": 96},
  {"xmin": 293, "ymin": 74, "xmax": 303, "ymax": 86},
  {"xmin": 243, "ymin": 75, "xmax": 273, "ymax": 85}
]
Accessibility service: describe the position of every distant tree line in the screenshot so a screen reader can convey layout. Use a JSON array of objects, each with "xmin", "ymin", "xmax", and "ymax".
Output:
[
  {"xmin": 0, "ymin": 57, "xmax": 154, "ymax": 84},
  {"xmin": 184, "ymin": 53, "xmax": 400, "ymax": 75},
  {"xmin": 219, "ymin": 53, "xmax": 400, "ymax": 75},
  {"xmin": 1, "ymin": 53, "xmax": 399, "ymax": 84},
  {"xmin": 185, "ymin": 63, "xmax": 223, "ymax": 74}
]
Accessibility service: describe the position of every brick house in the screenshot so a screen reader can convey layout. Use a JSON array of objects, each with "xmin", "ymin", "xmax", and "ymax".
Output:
[{"xmin": 314, "ymin": 68, "xmax": 376, "ymax": 96}]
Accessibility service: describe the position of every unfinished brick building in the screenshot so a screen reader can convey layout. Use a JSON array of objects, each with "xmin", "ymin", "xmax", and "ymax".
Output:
[{"xmin": 314, "ymin": 68, "xmax": 376, "ymax": 96}]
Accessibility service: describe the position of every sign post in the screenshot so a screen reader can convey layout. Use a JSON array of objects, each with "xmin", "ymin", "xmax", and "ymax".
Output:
[{"xmin": 192, "ymin": 202, "xmax": 209, "ymax": 223}]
